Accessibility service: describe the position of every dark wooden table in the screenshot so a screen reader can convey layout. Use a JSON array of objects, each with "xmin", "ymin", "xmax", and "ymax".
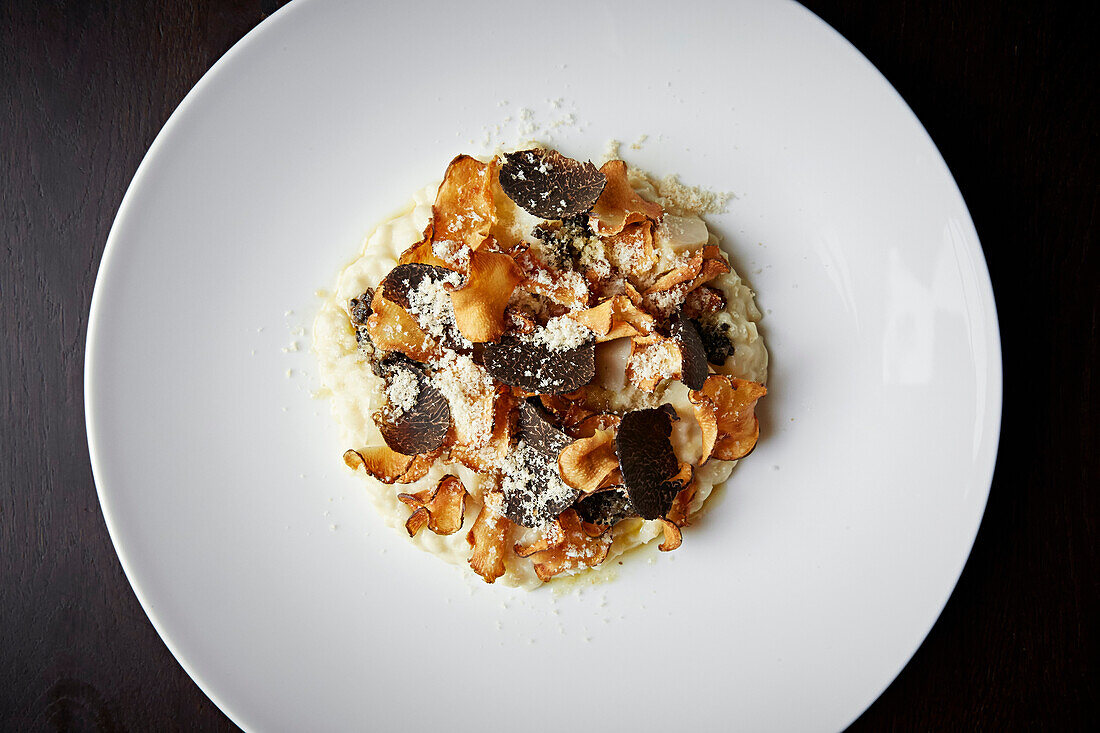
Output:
[{"xmin": 2, "ymin": 1, "xmax": 1095, "ymax": 730}]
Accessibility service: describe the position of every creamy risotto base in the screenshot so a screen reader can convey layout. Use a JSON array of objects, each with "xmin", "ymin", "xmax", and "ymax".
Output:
[{"xmin": 314, "ymin": 165, "xmax": 767, "ymax": 588}]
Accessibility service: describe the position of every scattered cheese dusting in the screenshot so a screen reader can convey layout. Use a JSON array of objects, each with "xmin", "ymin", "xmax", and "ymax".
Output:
[
  {"xmin": 406, "ymin": 271, "xmax": 469, "ymax": 346},
  {"xmin": 657, "ymin": 174, "xmax": 732, "ymax": 216},
  {"xmin": 384, "ymin": 368, "xmax": 420, "ymax": 415},
  {"xmin": 501, "ymin": 441, "xmax": 576, "ymax": 529},
  {"xmin": 628, "ymin": 341, "xmax": 679, "ymax": 384},
  {"xmin": 534, "ymin": 315, "xmax": 593, "ymax": 351},
  {"xmin": 630, "ymin": 134, "xmax": 649, "ymax": 150},
  {"xmin": 431, "ymin": 350, "xmax": 495, "ymax": 447},
  {"xmin": 602, "ymin": 139, "xmax": 622, "ymax": 163}
]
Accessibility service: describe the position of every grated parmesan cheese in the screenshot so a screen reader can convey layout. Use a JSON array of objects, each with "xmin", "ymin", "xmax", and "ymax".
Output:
[
  {"xmin": 384, "ymin": 368, "xmax": 420, "ymax": 415},
  {"xmin": 533, "ymin": 315, "xmax": 593, "ymax": 351}
]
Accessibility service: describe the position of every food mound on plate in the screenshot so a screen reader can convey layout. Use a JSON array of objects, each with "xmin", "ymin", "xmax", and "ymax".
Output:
[{"xmin": 314, "ymin": 146, "xmax": 768, "ymax": 588}]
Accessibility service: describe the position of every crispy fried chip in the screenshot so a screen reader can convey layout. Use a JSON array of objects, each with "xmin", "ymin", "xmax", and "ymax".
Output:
[
  {"xmin": 398, "ymin": 475, "xmax": 468, "ymax": 537},
  {"xmin": 467, "ymin": 494, "xmax": 513, "ymax": 583},
  {"xmin": 499, "ymin": 148, "xmax": 607, "ymax": 219},
  {"xmin": 567, "ymin": 295, "xmax": 656, "ymax": 343},
  {"xmin": 365, "ymin": 288, "xmax": 438, "ymax": 363},
  {"xmin": 448, "ymin": 246, "xmax": 523, "ymax": 342},
  {"xmin": 604, "ymin": 220, "xmax": 658, "ymax": 276},
  {"xmin": 625, "ymin": 335, "xmax": 682, "ymax": 392},
  {"xmin": 398, "ymin": 448, "xmax": 443, "ymax": 484},
  {"xmin": 569, "ymin": 413, "xmax": 621, "ymax": 439},
  {"xmin": 432, "ymin": 155, "xmax": 495, "ymax": 251},
  {"xmin": 558, "ymin": 429, "xmax": 619, "ymax": 494},
  {"xmin": 683, "ymin": 285, "xmax": 726, "ymax": 319},
  {"xmin": 656, "ymin": 518, "xmax": 683, "ymax": 552},
  {"xmin": 688, "ymin": 375, "xmax": 767, "ymax": 462},
  {"xmin": 515, "ymin": 510, "xmax": 613, "ymax": 581},
  {"xmin": 343, "ymin": 446, "xmax": 415, "ymax": 484},
  {"xmin": 397, "ymin": 222, "xmax": 462, "ymax": 270},
  {"xmin": 589, "ymin": 160, "xmax": 664, "ymax": 236},
  {"xmin": 666, "ymin": 476, "xmax": 698, "ymax": 528},
  {"xmin": 450, "ymin": 389, "xmax": 516, "ymax": 472},
  {"xmin": 645, "ymin": 244, "xmax": 730, "ymax": 297}
]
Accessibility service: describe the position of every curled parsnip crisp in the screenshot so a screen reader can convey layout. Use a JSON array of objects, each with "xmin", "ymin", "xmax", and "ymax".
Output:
[
  {"xmin": 645, "ymin": 245, "xmax": 731, "ymax": 297},
  {"xmin": 558, "ymin": 429, "xmax": 619, "ymax": 495},
  {"xmin": 625, "ymin": 335, "xmax": 682, "ymax": 392},
  {"xmin": 665, "ymin": 478, "xmax": 698, "ymax": 528},
  {"xmin": 398, "ymin": 223, "xmax": 455, "ymax": 269},
  {"xmin": 656, "ymin": 518, "xmax": 683, "ymax": 551},
  {"xmin": 688, "ymin": 375, "xmax": 767, "ymax": 462},
  {"xmin": 343, "ymin": 446, "xmax": 415, "ymax": 484},
  {"xmin": 449, "ymin": 246, "xmax": 524, "ymax": 342},
  {"xmin": 605, "ymin": 220, "xmax": 658, "ymax": 276},
  {"xmin": 449, "ymin": 389, "xmax": 516, "ymax": 472},
  {"xmin": 538, "ymin": 394, "xmax": 595, "ymax": 432},
  {"xmin": 467, "ymin": 492, "xmax": 513, "ymax": 583},
  {"xmin": 589, "ymin": 160, "xmax": 664, "ymax": 235},
  {"xmin": 514, "ymin": 510, "xmax": 612, "ymax": 582},
  {"xmin": 365, "ymin": 288, "xmax": 438, "ymax": 363},
  {"xmin": 432, "ymin": 155, "xmax": 495, "ymax": 251},
  {"xmin": 569, "ymin": 413, "xmax": 621, "ymax": 439},
  {"xmin": 567, "ymin": 295, "xmax": 656, "ymax": 343},
  {"xmin": 398, "ymin": 475, "xmax": 468, "ymax": 537}
]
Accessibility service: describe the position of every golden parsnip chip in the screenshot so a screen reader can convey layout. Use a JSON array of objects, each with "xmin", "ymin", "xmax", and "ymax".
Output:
[
  {"xmin": 365, "ymin": 288, "xmax": 438, "ymax": 363},
  {"xmin": 511, "ymin": 246, "xmax": 592, "ymax": 309},
  {"xmin": 519, "ymin": 510, "xmax": 612, "ymax": 582},
  {"xmin": 467, "ymin": 495, "xmax": 513, "ymax": 583},
  {"xmin": 343, "ymin": 446, "xmax": 414, "ymax": 484},
  {"xmin": 449, "ymin": 246, "xmax": 523, "ymax": 342},
  {"xmin": 688, "ymin": 375, "xmax": 767, "ymax": 462},
  {"xmin": 398, "ymin": 475, "xmax": 468, "ymax": 537},
  {"xmin": 567, "ymin": 295, "xmax": 656, "ymax": 343},
  {"xmin": 604, "ymin": 220, "xmax": 658, "ymax": 276},
  {"xmin": 449, "ymin": 390, "xmax": 516, "ymax": 472},
  {"xmin": 432, "ymin": 155, "xmax": 495, "ymax": 251},
  {"xmin": 558, "ymin": 429, "xmax": 619, "ymax": 495},
  {"xmin": 589, "ymin": 160, "xmax": 664, "ymax": 235},
  {"xmin": 645, "ymin": 245, "xmax": 731, "ymax": 296},
  {"xmin": 625, "ymin": 335, "xmax": 682, "ymax": 392},
  {"xmin": 656, "ymin": 518, "xmax": 683, "ymax": 552}
]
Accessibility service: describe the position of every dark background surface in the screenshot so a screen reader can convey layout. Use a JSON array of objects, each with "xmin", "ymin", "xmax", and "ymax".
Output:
[{"xmin": 1, "ymin": 0, "xmax": 1096, "ymax": 730}]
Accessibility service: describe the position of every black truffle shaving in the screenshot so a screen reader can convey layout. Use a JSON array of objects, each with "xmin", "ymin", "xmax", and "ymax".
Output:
[
  {"xmin": 379, "ymin": 263, "xmax": 457, "ymax": 309},
  {"xmin": 499, "ymin": 148, "xmax": 607, "ymax": 220},
  {"xmin": 517, "ymin": 400, "xmax": 572, "ymax": 459},
  {"xmin": 373, "ymin": 356, "xmax": 450, "ymax": 454},
  {"xmin": 693, "ymin": 318, "xmax": 735, "ymax": 366},
  {"xmin": 482, "ymin": 337, "xmax": 596, "ymax": 395},
  {"xmin": 575, "ymin": 487, "xmax": 638, "ymax": 526},
  {"xmin": 349, "ymin": 289, "xmax": 374, "ymax": 326},
  {"xmin": 615, "ymin": 404, "xmax": 681, "ymax": 520},
  {"xmin": 670, "ymin": 310, "xmax": 709, "ymax": 390}
]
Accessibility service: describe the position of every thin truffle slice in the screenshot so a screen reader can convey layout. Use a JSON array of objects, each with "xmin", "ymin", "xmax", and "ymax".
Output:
[
  {"xmin": 694, "ymin": 319, "xmax": 736, "ymax": 365},
  {"xmin": 574, "ymin": 487, "xmax": 637, "ymax": 526},
  {"xmin": 379, "ymin": 263, "xmax": 457, "ymax": 309},
  {"xmin": 499, "ymin": 148, "xmax": 606, "ymax": 220},
  {"xmin": 670, "ymin": 310, "xmax": 709, "ymax": 390},
  {"xmin": 615, "ymin": 405, "xmax": 682, "ymax": 519},
  {"xmin": 483, "ymin": 337, "xmax": 596, "ymax": 395},
  {"xmin": 374, "ymin": 357, "xmax": 450, "ymax": 455},
  {"xmin": 348, "ymin": 289, "xmax": 374, "ymax": 326},
  {"xmin": 398, "ymin": 475, "xmax": 468, "ymax": 537},
  {"xmin": 517, "ymin": 400, "xmax": 572, "ymax": 459}
]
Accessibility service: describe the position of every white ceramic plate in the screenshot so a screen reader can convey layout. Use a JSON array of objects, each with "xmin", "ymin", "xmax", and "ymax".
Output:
[{"xmin": 86, "ymin": 0, "xmax": 1001, "ymax": 730}]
